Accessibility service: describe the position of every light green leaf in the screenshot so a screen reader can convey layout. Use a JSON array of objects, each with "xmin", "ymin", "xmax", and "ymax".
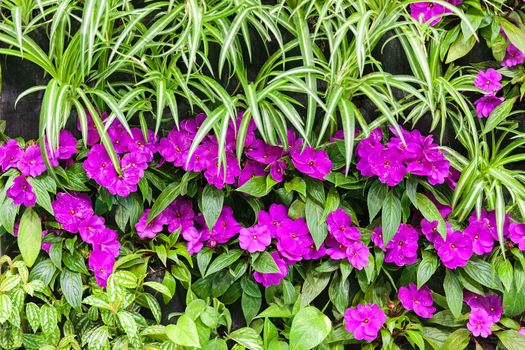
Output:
[
  {"xmin": 18, "ymin": 208, "xmax": 42, "ymax": 267},
  {"xmin": 289, "ymin": 306, "xmax": 331, "ymax": 350}
]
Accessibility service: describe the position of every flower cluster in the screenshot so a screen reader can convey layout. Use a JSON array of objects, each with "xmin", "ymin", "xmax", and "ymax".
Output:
[
  {"xmin": 135, "ymin": 198, "xmax": 195, "ymax": 240},
  {"xmin": 409, "ymin": 0, "xmax": 462, "ymax": 26},
  {"xmin": 325, "ymin": 209, "xmax": 369, "ymax": 269},
  {"xmin": 371, "ymin": 224, "xmax": 419, "ymax": 266},
  {"xmin": 1, "ymin": 131, "xmax": 78, "ymax": 207},
  {"xmin": 157, "ymin": 113, "xmax": 333, "ymax": 189},
  {"xmin": 356, "ymin": 127, "xmax": 450, "ymax": 186},
  {"xmin": 465, "ymin": 292, "xmax": 502, "ymax": 338},
  {"xmin": 84, "ymin": 117, "xmax": 157, "ymax": 197},
  {"xmin": 474, "ymin": 68, "xmax": 504, "ymax": 118},
  {"xmin": 52, "ymin": 192, "xmax": 120, "ymax": 287},
  {"xmin": 344, "ymin": 303, "xmax": 386, "ymax": 341}
]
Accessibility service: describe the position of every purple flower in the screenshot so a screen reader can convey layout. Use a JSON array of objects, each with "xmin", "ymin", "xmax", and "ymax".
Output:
[
  {"xmin": 52, "ymin": 192, "xmax": 94, "ymax": 233},
  {"xmin": 467, "ymin": 308, "xmax": 493, "ymax": 338},
  {"xmin": 325, "ymin": 236, "xmax": 348, "ymax": 260},
  {"xmin": 204, "ymin": 151, "xmax": 241, "ymax": 189},
  {"xmin": 18, "ymin": 145, "xmax": 46, "ymax": 177},
  {"xmin": 502, "ymin": 44, "xmax": 525, "ymax": 67},
  {"xmin": 464, "ymin": 219, "xmax": 494, "ymax": 255},
  {"xmin": 135, "ymin": 209, "xmax": 164, "ymax": 239},
  {"xmin": 78, "ymin": 215, "xmax": 106, "ymax": 244},
  {"xmin": 245, "ymin": 140, "xmax": 283, "ymax": 164},
  {"xmin": 290, "ymin": 146, "xmax": 332, "ymax": 180},
  {"xmin": 239, "ymin": 224, "xmax": 272, "ymax": 253},
  {"xmin": 158, "ymin": 130, "xmax": 191, "ymax": 166},
  {"xmin": 121, "ymin": 151, "xmax": 148, "ymax": 178},
  {"xmin": 184, "ymin": 140, "xmax": 214, "ymax": 172},
  {"xmin": 510, "ymin": 222, "xmax": 525, "ymax": 250},
  {"xmin": 84, "ymin": 144, "xmax": 119, "ymax": 187},
  {"xmin": 385, "ymin": 224, "xmax": 419, "ymax": 266},
  {"xmin": 91, "ymin": 228, "xmax": 121, "ymax": 258},
  {"xmin": 47, "ymin": 130, "xmax": 78, "ymax": 167},
  {"xmin": 344, "ymin": 304, "xmax": 386, "ymax": 341},
  {"xmin": 326, "ymin": 208, "xmax": 360, "ymax": 244},
  {"xmin": 370, "ymin": 227, "xmax": 386, "ymax": 251},
  {"xmin": 238, "ymin": 161, "xmax": 266, "ymax": 187},
  {"xmin": 409, "ymin": 2, "xmax": 447, "ymax": 26},
  {"xmin": 0, "ymin": 139, "xmax": 23, "ymax": 172},
  {"xmin": 474, "ymin": 69, "xmax": 502, "ymax": 93},
  {"xmin": 346, "ymin": 241, "xmax": 370, "ymax": 270},
  {"xmin": 421, "ymin": 219, "xmax": 441, "ymax": 244},
  {"xmin": 475, "ymin": 95, "xmax": 504, "ymax": 118},
  {"xmin": 6, "ymin": 176, "xmax": 36, "ymax": 207},
  {"xmin": 465, "ymin": 293, "xmax": 502, "ymax": 323},
  {"xmin": 127, "ymin": 128, "xmax": 157, "ymax": 162},
  {"xmin": 88, "ymin": 250, "xmax": 115, "ymax": 287},
  {"xmin": 356, "ymin": 129, "xmax": 383, "ymax": 176},
  {"xmin": 258, "ymin": 204, "xmax": 289, "ymax": 238},
  {"xmin": 159, "ymin": 198, "xmax": 195, "ymax": 233},
  {"xmin": 368, "ymin": 147, "xmax": 407, "ymax": 186},
  {"xmin": 398, "ymin": 283, "xmax": 436, "ymax": 318},
  {"xmin": 108, "ymin": 122, "xmax": 133, "ymax": 153},
  {"xmin": 77, "ymin": 111, "xmax": 102, "ymax": 146},
  {"xmin": 270, "ymin": 160, "xmax": 287, "ymax": 183},
  {"xmin": 253, "ymin": 252, "xmax": 289, "ymax": 287},
  {"xmin": 182, "ymin": 226, "xmax": 209, "ymax": 255},
  {"xmin": 209, "ymin": 206, "xmax": 241, "ymax": 245},
  {"xmin": 436, "ymin": 230, "xmax": 473, "ymax": 269},
  {"xmin": 275, "ymin": 218, "xmax": 311, "ymax": 262}
]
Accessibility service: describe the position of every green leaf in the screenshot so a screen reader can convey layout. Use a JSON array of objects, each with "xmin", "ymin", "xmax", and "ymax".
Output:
[
  {"xmin": 27, "ymin": 177, "xmax": 54, "ymax": 215},
  {"xmin": 382, "ymin": 191, "xmax": 401, "ymax": 245},
  {"xmin": 206, "ymin": 250, "xmax": 243, "ymax": 277},
  {"xmin": 241, "ymin": 278, "xmax": 262, "ymax": 325},
  {"xmin": 482, "ymin": 97, "xmax": 516, "ymax": 135},
  {"xmin": 503, "ymin": 282, "xmax": 525, "ymax": 317},
  {"xmin": 117, "ymin": 311, "xmax": 138, "ymax": 339},
  {"xmin": 284, "ymin": 177, "xmax": 307, "ymax": 197},
  {"xmin": 322, "ymin": 187, "xmax": 340, "ymax": 220},
  {"xmin": 201, "ymin": 184, "xmax": 224, "ymax": 230},
  {"xmin": 147, "ymin": 181, "xmax": 181, "ymax": 224},
  {"xmin": 417, "ymin": 251, "xmax": 438, "ymax": 288},
  {"xmin": 496, "ymin": 330, "xmax": 525, "ymax": 350},
  {"xmin": 442, "ymin": 329, "xmax": 470, "ymax": 350},
  {"xmin": 18, "ymin": 208, "xmax": 42, "ymax": 267},
  {"xmin": 305, "ymin": 197, "xmax": 328, "ymax": 249},
  {"xmin": 0, "ymin": 294, "xmax": 12, "ymax": 324},
  {"xmin": 237, "ymin": 176, "xmax": 276, "ymax": 198},
  {"xmin": 144, "ymin": 281, "xmax": 172, "ymax": 298},
  {"xmin": 498, "ymin": 259, "xmax": 513, "ymax": 292},
  {"xmin": 166, "ymin": 314, "xmax": 200, "ymax": 348},
  {"xmin": 463, "ymin": 259, "xmax": 503, "ymax": 291},
  {"xmin": 60, "ymin": 270, "xmax": 82, "ymax": 309},
  {"xmin": 415, "ymin": 193, "xmax": 447, "ymax": 238},
  {"xmin": 446, "ymin": 34, "xmax": 476, "ymax": 63},
  {"xmin": 110, "ymin": 271, "xmax": 137, "ymax": 289},
  {"xmin": 25, "ymin": 303, "xmax": 40, "ymax": 332},
  {"xmin": 300, "ymin": 271, "xmax": 330, "ymax": 307},
  {"xmin": 444, "ymin": 270, "xmax": 463, "ymax": 319},
  {"xmin": 367, "ymin": 182, "xmax": 387, "ymax": 223},
  {"xmin": 251, "ymin": 252, "xmax": 280, "ymax": 273},
  {"xmin": 289, "ymin": 306, "xmax": 331, "ymax": 350},
  {"xmin": 500, "ymin": 18, "xmax": 525, "ymax": 54},
  {"xmin": 228, "ymin": 327, "xmax": 263, "ymax": 350}
]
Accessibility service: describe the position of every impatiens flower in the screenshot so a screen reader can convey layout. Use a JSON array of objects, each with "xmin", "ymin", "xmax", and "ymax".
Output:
[
  {"xmin": 77, "ymin": 111, "xmax": 103, "ymax": 146},
  {"xmin": 464, "ymin": 219, "xmax": 494, "ymax": 255},
  {"xmin": 127, "ymin": 128, "xmax": 157, "ymax": 162},
  {"xmin": 121, "ymin": 151, "xmax": 149, "ymax": 178},
  {"xmin": 370, "ymin": 227, "xmax": 386, "ymax": 251},
  {"xmin": 421, "ymin": 219, "xmax": 442, "ymax": 244},
  {"xmin": 78, "ymin": 215, "xmax": 106, "ymax": 244},
  {"xmin": 475, "ymin": 95, "xmax": 504, "ymax": 118},
  {"xmin": 467, "ymin": 308, "xmax": 493, "ymax": 338},
  {"xmin": 510, "ymin": 222, "xmax": 525, "ymax": 250},
  {"xmin": 368, "ymin": 147, "xmax": 407, "ymax": 186},
  {"xmin": 253, "ymin": 252, "xmax": 289, "ymax": 287},
  {"xmin": 465, "ymin": 293, "xmax": 502, "ymax": 323},
  {"xmin": 474, "ymin": 68, "xmax": 502, "ymax": 94},
  {"xmin": 436, "ymin": 230, "xmax": 473, "ymax": 269},
  {"xmin": 344, "ymin": 304, "xmax": 386, "ymax": 341},
  {"xmin": 108, "ymin": 122, "xmax": 133, "ymax": 153},
  {"xmin": 239, "ymin": 224, "xmax": 272, "ymax": 253},
  {"xmin": 18, "ymin": 145, "xmax": 46, "ymax": 177},
  {"xmin": 135, "ymin": 209, "xmax": 164, "ymax": 239},
  {"xmin": 409, "ymin": 2, "xmax": 447, "ymax": 26},
  {"xmin": 325, "ymin": 236, "xmax": 349, "ymax": 260},
  {"xmin": 327, "ymin": 208, "xmax": 360, "ymax": 244},
  {"xmin": 84, "ymin": 144, "xmax": 119, "ymax": 187},
  {"xmin": 385, "ymin": 224, "xmax": 419, "ymax": 266},
  {"xmin": 502, "ymin": 44, "xmax": 525, "ymax": 67},
  {"xmin": 275, "ymin": 218, "xmax": 312, "ymax": 262},
  {"xmin": 346, "ymin": 240, "xmax": 370, "ymax": 270},
  {"xmin": 204, "ymin": 151, "xmax": 241, "ymax": 189},
  {"xmin": 47, "ymin": 130, "xmax": 78, "ymax": 166},
  {"xmin": 52, "ymin": 192, "xmax": 94, "ymax": 233},
  {"xmin": 181, "ymin": 226, "xmax": 209, "ymax": 255},
  {"xmin": 88, "ymin": 250, "xmax": 115, "ymax": 287},
  {"xmin": 258, "ymin": 204, "xmax": 289, "ymax": 238},
  {"xmin": 519, "ymin": 327, "xmax": 525, "ymax": 336},
  {"xmin": 270, "ymin": 160, "xmax": 287, "ymax": 183},
  {"xmin": 160, "ymin": 198, "xmax": 195, "ymax": 233},
  {"xmin": 0, "ymin": 139, "xmax": 23, "ymax": 172},
  {"xmin": 356, "ymin": 128, "xmax": 383, "ymax": 176},
  {"xmin": 290, "ymin": 146, "xmax": 332, "ymax": 180},
  {"xmin": 238, "ymin": 161, "xmax": 266, "ymax": 187},
  {"xmin": 398, "ymin": 283, "xmax": 436, "ymax": 318},
  {"xmin": 6, "ymin": 175, "xmax": 36, "ymax": 207},
  {"xmin": 158, "ymin": 130, "xmax": 191, "ymax": 166},
  {"xmin": 245, "ymin": 140, "xmax": 283, "ymax": 164},
  {"xmin": 184, "ymin": 143, "xmax": 213, "ymax": 172},
  {"xmin": 91, "ymin": 228, "xmax": 121, "ymax": 258},
  {"xmin": 209, "ymin": 206, "xmax": 241, "ymax": 245}
]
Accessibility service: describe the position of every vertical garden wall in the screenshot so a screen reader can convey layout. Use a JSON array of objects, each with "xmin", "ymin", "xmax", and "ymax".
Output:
[{"xmin": 0, "ymin": 1, "xmax": 524, "ymax": 349}]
